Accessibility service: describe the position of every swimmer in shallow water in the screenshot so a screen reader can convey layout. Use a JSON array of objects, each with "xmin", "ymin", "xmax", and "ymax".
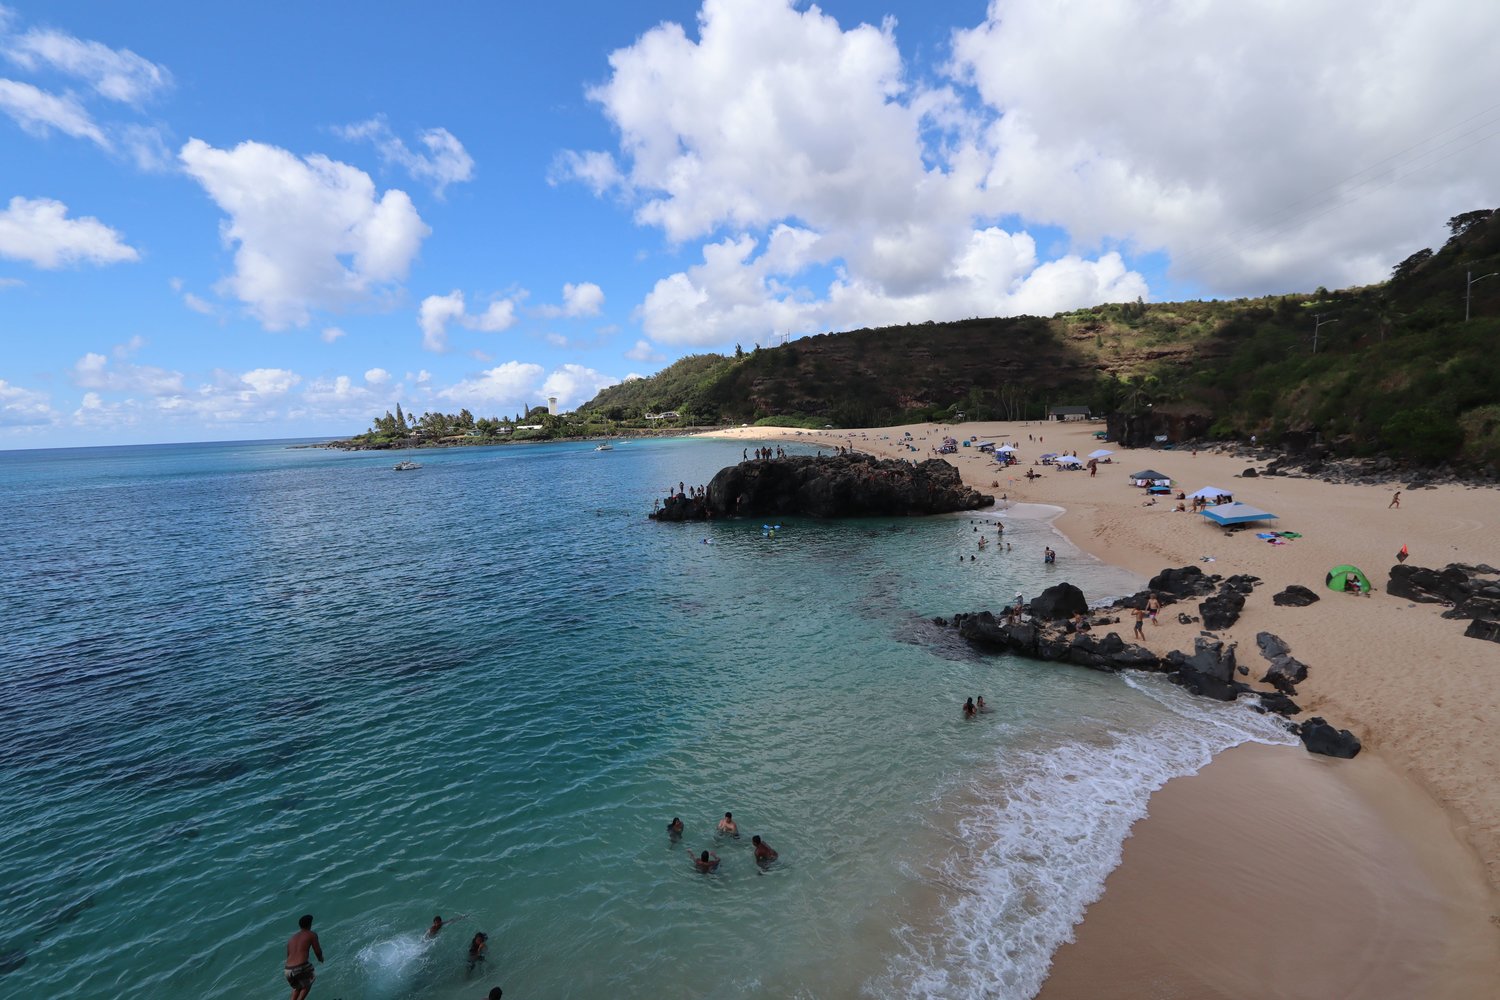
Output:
[
  {"xmin": 691, "ymin": 850, "xmax": 721, "ymax": 873},
  {"xmin": 467, "ymin": 933, "xmax": 488, "ymax": 973},
  {"xmin": 752, "ymin": 835, "xmax": 779, "ymax": 864},
  {"xmin": 667, "ymin": 817, "xmax": 684, "ymax": 839},
  {"xmin": 427, "ymin": 914, "xmax": 467, "ymax": 938},
  {"xmin": 718, "ymin": 812, "xmax": 739, "ymax": 837}
]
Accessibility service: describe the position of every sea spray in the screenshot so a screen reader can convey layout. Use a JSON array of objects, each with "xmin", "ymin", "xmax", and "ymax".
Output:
[{"xmin": 873, "ymin": 674, "xmax": 1298, "ymax": 1000}]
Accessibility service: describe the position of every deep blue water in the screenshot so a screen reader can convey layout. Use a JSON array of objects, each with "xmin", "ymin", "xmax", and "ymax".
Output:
[{"xmin": 0, "ymin": 437, "xmax": 1291, "ymax": 999}]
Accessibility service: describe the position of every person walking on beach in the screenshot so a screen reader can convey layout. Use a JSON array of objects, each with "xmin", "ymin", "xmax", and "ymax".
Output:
[
  {"xmin": 1146, "ymin": 593, "xmax": 1161, "ymax": 626},
  {"xmin": 752, "ymin": 835, "xmax": 779, "ymax": 864},
  {"xmin": 284, "ymin": 914, "xmax": 324, "ymax": 1000},
  {"xmin": 1132, "ymin": 607, "xmax": 1147, "ymax": 640},
  {"xmin": 718, "ymin": 812, "xmax": 739, "ymax": 837},
  {"xmin": 1389, "ymin": 491, "xmax": 1401, "ymax": 508}
]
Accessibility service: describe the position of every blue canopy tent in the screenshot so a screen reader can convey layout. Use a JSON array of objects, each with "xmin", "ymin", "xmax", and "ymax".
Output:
[{"xmin": 1199, "ymin": 502, "xmax": 1279, "ymax": 526}]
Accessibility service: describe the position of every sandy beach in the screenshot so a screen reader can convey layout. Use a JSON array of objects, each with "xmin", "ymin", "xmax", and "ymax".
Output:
[{"xmin": 701, "ymin": 420, "xmax": 1500, "ymax": 995}]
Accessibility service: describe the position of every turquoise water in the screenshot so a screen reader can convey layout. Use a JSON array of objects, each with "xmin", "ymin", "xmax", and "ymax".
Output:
[{"xmin": 0, "ymin": 437, "xmax": 1293, "ymax": 999}]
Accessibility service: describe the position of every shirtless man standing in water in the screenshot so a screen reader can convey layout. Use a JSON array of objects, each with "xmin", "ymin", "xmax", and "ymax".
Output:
[{"xmin": 284, "ymin": 914, "xmax": 324, "ymax": 1000}]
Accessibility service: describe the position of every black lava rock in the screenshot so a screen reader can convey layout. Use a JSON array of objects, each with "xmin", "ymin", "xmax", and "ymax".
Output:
[
  {"xmin": 1273, "ymin": 585, "xmax": 1320, "ymax": 607},
  {"xmin": 1296, "ymin": 717, "xmax": 1362, "ymax": 758}
]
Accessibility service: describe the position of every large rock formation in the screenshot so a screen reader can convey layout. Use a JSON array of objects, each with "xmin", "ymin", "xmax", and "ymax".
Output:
[
  {"xmin": 1255, "ymin": 632, "xmax": 1309, "ymax": 694},
  {"xmin": 1387, "ymin": 562, "xmax": 1500, "ymax": 643},
  {"xmin": 1164, "ymin": 637, "xmax": 1247, "ymax": 701},
  {"xmin": 1029, "ymin": 583, "xmax": 1089, "ymax": 621},
  {"xmin": 651, "ymin": 454, "xmax": 993, "ymax": 521}
]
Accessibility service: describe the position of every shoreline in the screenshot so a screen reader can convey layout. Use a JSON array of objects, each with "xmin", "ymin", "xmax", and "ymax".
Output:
[{"xmin": 697, "ymin": 421, "xmax": 1500, "ymax": 994}]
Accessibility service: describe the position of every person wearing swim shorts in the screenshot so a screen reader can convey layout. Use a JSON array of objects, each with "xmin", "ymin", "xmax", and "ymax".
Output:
[{"xmin": 284, "ymin": 913, "xmax": 323, "ymax": 1000}]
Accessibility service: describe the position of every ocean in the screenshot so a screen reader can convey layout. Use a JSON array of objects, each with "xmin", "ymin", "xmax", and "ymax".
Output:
[{"xmin": 0, "ymin": 436, "xmax": 1294, "ymax": 999}]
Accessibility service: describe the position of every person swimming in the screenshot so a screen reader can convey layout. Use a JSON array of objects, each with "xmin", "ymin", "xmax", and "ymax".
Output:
[
  {"xmin": 963, "ymin": 697, "xmax": 976, "ymax": 719},
  {"xmin": 691, "ymin": 850, "xmax": 721, "ymax": 873},
  {"xmin": 717, "ymin": 812, "xmax": 739, "ymax": 837},
  {"xmin": 752, "ymin": 835, "xmax": 779, "ymax": 864},
  {"xmin": 467, "ymin": 932, "xmax": 488, "ymax": 973},
  {"xmin": 667, "ymin": 817, "xmax": 684, "ymax": 839}
]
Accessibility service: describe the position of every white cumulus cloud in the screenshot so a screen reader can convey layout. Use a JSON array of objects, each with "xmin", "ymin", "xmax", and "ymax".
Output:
[
  {"xmin": 439, "ymin": 361, "xmax": 545, "ymax": 407},
  {"xmin": 568, "ymin": 0, "xmax": 1498, "ymax": 345},
  {"xmin": 418, "ymin": 290, "xmax": 520, "ymax": 352},
  {"xmin": 0, "ymin": 378, "xmax": 57, "ymax": 427},
  {"xmin": 71, "ymin": 351, "xmax": 184, "ymax": 395},
  {"xmin": 537, "ymin": 281, "xmax": 604, "ymax": 318},
  {"xmin": 945, "ymin": 0, "xmax": 1500, "ymax": 293},
  {"xmin": 364, "ymin": 367, "xmax": 391, "ymax": 386},
  {"xmin": 338, "ymin": 115, "xmax": 475, "ymax": 196},
  {"xmin": 541, "ymin": 364, "xmax": 618, "ymax": 409},
  {"xmin": 625, "ymin": 339, "xmax": 665, "ymax": 362},
  {"xmin": 180, "ymin": 138, "xmax": 430, "ymax": 330},
  {"xmin": 0, "ymin": 196, "xmax": 138, "ymax": 268},
  {"xmin": 240, "ymin": 367, "xmax": 300, "ymax": 396}
]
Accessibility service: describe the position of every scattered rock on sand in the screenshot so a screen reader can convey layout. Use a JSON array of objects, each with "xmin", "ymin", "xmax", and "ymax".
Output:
[
  {"xmin": 1272, "ymin": 584, "xmax": 1320, "ymax": 607},
  {"xmin": 1164, "ymin": 637, "xmax": 1246, "ymax": 701},
  {"xmin": 1296, "ymin": 717, "xmax": 1362, "ymax": 758}
]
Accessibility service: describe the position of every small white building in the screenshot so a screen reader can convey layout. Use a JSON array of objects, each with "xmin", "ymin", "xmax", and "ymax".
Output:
[
  {"xmin": 547, "ymin": 396, "xmax": 559, "ymax": 415},
  {"xmin": 1047, "ymin": 405, "xmax": 1092, "ymax": 422}
]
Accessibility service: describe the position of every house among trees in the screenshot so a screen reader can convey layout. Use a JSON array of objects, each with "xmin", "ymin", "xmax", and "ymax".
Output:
[
  {"xmin": 1047, "ymin": 405, "xmax": 1092, "ymax": 421},
  {"xmin": 645, "ymin": 411, "xmax": 681, "ymax": 420}
]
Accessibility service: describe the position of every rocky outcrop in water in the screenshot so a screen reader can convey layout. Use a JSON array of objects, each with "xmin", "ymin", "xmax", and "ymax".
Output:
[{"xmin": 651, "ymin": 454, "xmax": 993, "ymax": 521}]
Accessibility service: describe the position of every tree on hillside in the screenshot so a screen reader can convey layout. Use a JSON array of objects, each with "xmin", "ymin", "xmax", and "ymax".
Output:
[{"xmin": 1448, "ymin": 209, "xmax": 1494, "ymax": 239}]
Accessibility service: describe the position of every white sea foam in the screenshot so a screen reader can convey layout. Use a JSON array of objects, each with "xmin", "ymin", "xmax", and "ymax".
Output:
[
  {"xmin": 354, "ymin": 932, "xmax": 434, "ymax": 997},
  {"xmin": 873, "ymin": 674, "xmax": 1298, "ymax": 1000}
]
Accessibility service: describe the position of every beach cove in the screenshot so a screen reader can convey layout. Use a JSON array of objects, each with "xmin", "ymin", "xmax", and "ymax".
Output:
[{"xmin": 701, "ymin": 420, "xmax": 1500, "ymax": 996}]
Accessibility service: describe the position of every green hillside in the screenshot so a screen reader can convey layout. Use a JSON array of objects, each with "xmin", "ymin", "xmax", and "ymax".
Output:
[{"xmin": 581, "ymin": 209, "xmax": 1500, "ymax": 465}]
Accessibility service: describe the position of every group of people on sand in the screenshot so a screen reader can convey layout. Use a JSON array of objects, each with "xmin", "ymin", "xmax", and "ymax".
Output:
[
  {"xmin": 962, "ymin": 696, "xmax": 991, "ymax": 718},
  {"xmin": 670, "ymin": 812, "xmax": 779, "ymax": 873},
  {"xmin": 282, "ymin": 913, "xmax": 504, "ymax": 1000}
]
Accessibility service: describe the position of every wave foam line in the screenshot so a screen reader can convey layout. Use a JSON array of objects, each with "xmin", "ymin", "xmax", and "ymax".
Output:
[{"xmin": 875, "ymin": 678, "xmax": 1297, "ymax": 1000}]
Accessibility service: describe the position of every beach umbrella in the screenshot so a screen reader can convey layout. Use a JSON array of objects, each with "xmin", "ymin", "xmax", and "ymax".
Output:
[
  {"xmin": 1199, "ymin": 502, "xmax": 1278, "ymax": 525},
  {"xmin": 1188, "ymin": 486, "xmax": 1232, "ymax": 499},
  {"xmin": 1087, "ymin": 449, "xmax": 1113, "ymax": 459},
  {"xmin": 1040, "ymin": 452, "xmax": 1058, "ymax": 460}
]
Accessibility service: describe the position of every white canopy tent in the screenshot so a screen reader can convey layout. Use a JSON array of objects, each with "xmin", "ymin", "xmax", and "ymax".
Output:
[
  {"xmin": 1188, "ymin": 486, "xmax": 1233, "ymax": 499},
  {"xmin": 1087, "ymin": 449, "xmax": 1113, "ymax": 459}
]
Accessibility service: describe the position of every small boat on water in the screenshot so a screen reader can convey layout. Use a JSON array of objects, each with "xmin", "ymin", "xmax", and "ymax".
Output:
[
  {"xmin": 392, "ymin": 459, "xmax": 422, "ymax": 471},
  {"xmin": 595, "ymin": 442, "xmax": 614, "ymax": 451}
]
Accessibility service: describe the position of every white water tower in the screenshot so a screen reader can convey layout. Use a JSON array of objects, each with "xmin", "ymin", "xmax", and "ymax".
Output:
[{"xmin": 547, "ymin": 395, "xmax": 558, "ymax": 415}]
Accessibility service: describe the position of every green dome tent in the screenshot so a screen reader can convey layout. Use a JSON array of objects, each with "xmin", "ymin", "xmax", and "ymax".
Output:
[{"xmin": 1326, "ymin": 565, "xmax": 1371, "ymax": 594}]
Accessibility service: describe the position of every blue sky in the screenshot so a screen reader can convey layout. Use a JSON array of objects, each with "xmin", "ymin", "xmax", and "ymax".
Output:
[{"xmin": 2, "ymin": 0, "xmax": 1497, "ymax": 446}]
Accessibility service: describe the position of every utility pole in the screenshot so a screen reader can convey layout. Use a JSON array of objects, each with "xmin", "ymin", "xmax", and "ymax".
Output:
[
  {"xmin": 1312, "ymin": 313, "xmax": 1339, "ymax": 353},
  {"xmin": 1466, "ymin": 268, "xmax": 1498, "ymax": 321}
]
